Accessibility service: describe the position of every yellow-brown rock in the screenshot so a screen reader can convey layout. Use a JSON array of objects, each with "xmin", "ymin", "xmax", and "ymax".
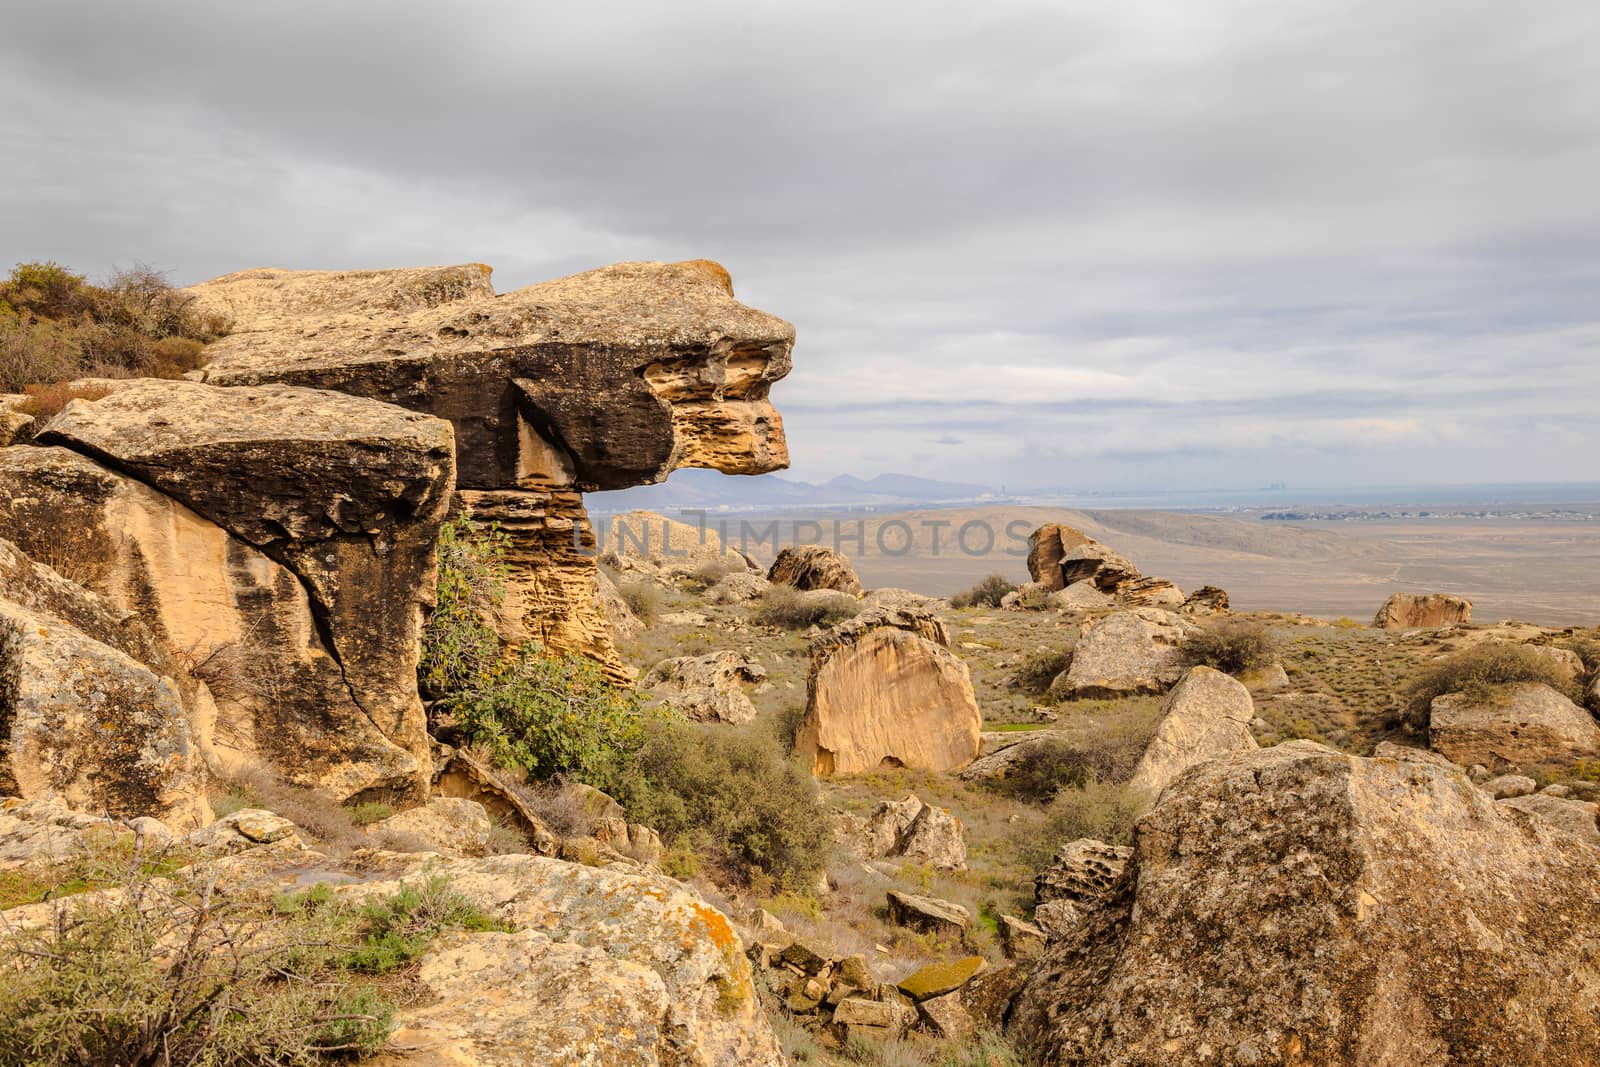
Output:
[
  {"xmin": 1373, "ymin": 591, "xmax": 1472, "ymax": 629},
  {"xmin": 186, "ymin": 261, "xmax": 792, "ymax": 676},
  {"xmin": 795, "ymin": 606, "xmax": 981, "ymax": 775},
  {"xmin": 1026, "ymin": 523, "xmax": 1093, "ymax": 591}
]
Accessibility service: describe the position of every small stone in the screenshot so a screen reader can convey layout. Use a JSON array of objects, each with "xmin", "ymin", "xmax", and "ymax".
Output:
[{"xmin": 1485, "ymin": 774, "xmax": 1537, "ymax": 800}]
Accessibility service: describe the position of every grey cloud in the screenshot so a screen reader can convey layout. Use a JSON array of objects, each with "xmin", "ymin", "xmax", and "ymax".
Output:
[{"xmin": 1, "ymin": 0, "xmax": 1597, "ymax": 490}]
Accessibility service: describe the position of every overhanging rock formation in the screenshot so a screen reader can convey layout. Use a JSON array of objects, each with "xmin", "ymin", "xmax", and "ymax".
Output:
[{"xmin": 187, "ymin": 259, "xmax": 793, "ymax": 678}]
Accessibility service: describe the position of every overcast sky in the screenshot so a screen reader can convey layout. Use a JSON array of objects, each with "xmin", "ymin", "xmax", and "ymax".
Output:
[{"xmin": 4, "ymin": 1, "xmax": 1598, "ymax": 491}]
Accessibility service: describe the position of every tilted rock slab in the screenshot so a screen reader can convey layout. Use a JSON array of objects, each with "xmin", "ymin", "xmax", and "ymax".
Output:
[
  {"xmin": 1429, "ymin": 682, "xmax": 1600, "ymax": 769},
  {"xmin": 346, "ymin": 852, "xmax": 784, "ymax": 1067},
  {"xmin": 1373, "ymin": 591, "xmax": 1472, "ymax": 629},
  {"xmin": 1026, "ymin": 523, "xmax": 1094, "ymax": 591},
  {"xmin": 1055, "ymin": 608, "xmax": 1197, "ymax": 699},
  {"xmin": 1011, "ymin": 741, "xmax": 1600, "ymax": 1066},
  {"xmin": 0, "ymin": 438, "xmax": 438, "ymax": 801},
  {"xmin": 187, "ymin": 260, "xmax": 793, "ymax": 680},
  {"xmin": 1125, "ymin": 665, "xmax": 1258, "ymax": 803},
  {"xmin": 795, "ymin": 606, "xmax": 981, "ymax": 775}
]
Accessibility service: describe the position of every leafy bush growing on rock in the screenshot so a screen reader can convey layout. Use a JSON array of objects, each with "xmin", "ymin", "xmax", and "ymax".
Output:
[
  {"xmin": 423, "ymin": 511, "xmax": 652, "ymax": 783},
  {"xmin": 1405, "ymin": 643, "xmax": 1584, "ymax": 728},
  {"xmin": 1181, "ymin": 618, "xmax": 1280, "ymax": 675},
  {"xmin": 951, "ymin": 573, "xmax": 1017, "ymax": 609}
]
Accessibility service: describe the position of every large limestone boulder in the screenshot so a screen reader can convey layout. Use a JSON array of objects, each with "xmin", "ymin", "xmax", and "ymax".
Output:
[
  {"xmin": 1499, "ymin": 793, "xmax": 1600, "ymax": 846},
  {"xmin": 1026, "ymin": 523, "xmax": 1093, "ymax": 591},
  {"xmin": 794, "ymin": 606, "xmax": 980, "ymax": 775},
  {"xmin": 1374, "ymin": 591, "xmax": 1472, "ymax": 629},
  {"xmin": 1011, "ymin": 741, "xmax": 1600, "ymax": 1066},
  {"xmin": 348, "ymin": 853, "xmax": 783, "ymax": 1067},
  {"xmin": 1054, "ymin": 608, "xmax": 1196, "ymax": 699},
  {"xmin": 642, "ymin": 650, "xmax": 766, "ymax": 724},
  {"xmin": 40, "ymin": 379, "xmax": 454, "ymax": 795},
  {"xmin": 1125, "ymin": 666, "xmax": 1258, "ymax": 803},
  {"xmin": 768, "ymin": 544, "xmax": 863, "ymax": 595},
  {"xmin": 186, "ymin": 260, "xmax": 793, "ymax": 679},
  {"xmin": 1429, "ymin": 682, "xmax": 1600, "ymax": 768}
]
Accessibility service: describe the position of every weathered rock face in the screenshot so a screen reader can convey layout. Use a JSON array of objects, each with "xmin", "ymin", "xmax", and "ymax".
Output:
[
  {"xmin": 1374, "ymin": 591, "xmax": 1472, "ymax": 629},
  {"xmin": 1012, "ymin": 741, "xmax": 1600, "ymax": 1067},
  {"xmin": 1180, "ymin": 584, "xmax": 1230, "ymax": 615},
  {"xmin": 855, "ymin": 793, "xmax": 967, "ymax": 869},
  {"xmin": 1026, "ymin": 524, "xmax": 1094, "ymax": 591},
  {"xmin": 0, "ymin": 447, "xmax": 425, "ymax": 800},
  {"xmin": 1498, "ymin": 793, "xmax": 1600, "ymax": 846},
  {"xmin": 887, "ymin": 891, "xmax": 971, "ymax": 941},
  {"xmin": 795, "ymin": 607, "xmax": 980, "ymax": 775},
  {"xmin": 40, "ymin": 379, "xmax": 454, "ymax": 797},
  {"xmin": 642, "ymin": 650, "xmax": 766, "ymax": 724},
  {"xmin": 1059, "ymin": 542, "xmax": 1141, "ymax": 592},
  {"xmin": 1125, "ymin": 666, "xmax": 1258, "ymax": 803},
  {"xmin": 1046, "ymin": 581, "xmax": 1114, "ymax": 613},
  {"xmin": 768, "ymin": 544, "xmax": 863, "ymax": 595},
  {"xmin": 1055, "ymin": 608, "xmax": 1196, "ymax": 699},
  {"xmin": 353, "ymin": 852, "xmax": 783, "ymax": 1067},
  {"xmin": 186, "ymin": 261, "xmax": 793, "ymax": 677},
  {"xmin": 1429, "ymin": 682, "xmax": 1600, "ymax": 769},
  {"xmin": 0, "ymin": 539, "xmax": 208, "ymax": 828},
  {"xmin": 1116, "ymin": 576, "xmax": 1184, "ymax": 609},
  {"xmin": 1034, "ymin": 838, "xmax": 1132, "ymax": 911}
]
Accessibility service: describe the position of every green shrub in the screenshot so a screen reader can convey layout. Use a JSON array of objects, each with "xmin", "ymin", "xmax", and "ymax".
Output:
[
  {"xmin": 619, "ymin": 579, "xmax": 663, "ymax": 622},
  {"xmin": 753, "ymin": 584, "xmax": 860, "ymax": 629},
  {"xmin": 603, "ymin": 719, "xmax": 831, "ymax": 887},
  {"xmin": 1017, "ymin": 780, "xmax": 1144, "ymax": 866},
  {"xmin": 0, "ymin": 855, "xmax": 437, "ymax": 1065},
  {"xmin": 0, "ymin": 314, "xmax": 83, "ymax": 392},
  {"xmin": 1181, "ymin": 618, "xmax": 1280, "ymax": 675},
  {"xmin": 1405, "ymin": 642, "xmax": 1582, "ymax": 728},
  {"xmin": 951, "ymin": 574, "xmax": 1016, "ymax": 609},
  {"xmin": 1012, "ymin": 648, "xmax": 1073, "ymax": 696},
  {"xmin": 448, "ymin": 648, "xmax": 652, "ymax": 783},
  {"xmin": 346, "ymin": 800, "xmax": 394, "ymax": 826},
  {"xmin": 420, "ymin": 511, "xmax": 510, "ymax": 700}
]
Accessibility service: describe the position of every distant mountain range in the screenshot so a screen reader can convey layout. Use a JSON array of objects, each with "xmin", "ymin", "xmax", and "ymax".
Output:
[{"xmin": 591, "ymin": 469, "xmax": 999, "ymax": 513}]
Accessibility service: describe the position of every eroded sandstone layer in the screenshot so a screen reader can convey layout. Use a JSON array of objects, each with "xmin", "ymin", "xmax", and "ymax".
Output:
[{"xmin": 186, "ymin": 260, "xmax": 793, "ymax": 678}]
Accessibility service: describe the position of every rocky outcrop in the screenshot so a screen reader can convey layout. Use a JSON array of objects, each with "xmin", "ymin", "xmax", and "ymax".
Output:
[
  {"xmin": 1045, "ymin": 581, "xmax": 1113, "ymax": 613},
  {"xmin": 1034, "ymin": 839, "xmax": 1131, "ymax": 915},
  {"xmin": 887, "ymin": 891, "xmax": 971, "ymax": 941},
  {"xmin": 1180, "ymin": 584, "xmax": 1230, "ymax": 615},
  {"xmin": 855, "ymin": 794, "xmax": 967, "ymax": 869},
  {"xmin": 768, "ymin": 544, "xmax": 863, "ymax": 595},
  {"xmin": 39, "ymin": 379, "xmax": 454, "ymax": 798},
  {"xmin": 1125, "ymin": 666, "xmax": 1258, "ymax": 803},
  {"xmin": 1429, "ymin": 682, "xmax": 1600, "ymax": 768},
  {"xmin": 1059, "ymin": 542, "xmax": 1141, "ymax": 592},
  {"xmin": 334, "ymin": 852, "xmax": 784, "ymax": 1067},
  {"xmin": 368, "ymin": 797, "xmax": 492, "ymax": 857},
  {"xmin": 187, "ymin": 261, "xmax": 793, "ymax": 678},
  {"xmin": 1374, "ymin": 591, "xmax": 1472, "ymax": 629},
  {"xmin": 0, "ymin": 538, "xmax": 207, "ymax": 828},
  {"xmin": 642, "ymin": 650, "xmax": 766, "ymax": 725},
  {"xmin": 1115, "ymin": 576, "xmax": 1184, "ymax": 609},
  {"xmin": 1054, "ymin": 608, "xmax": 1196, "ymax": 699},
  {"xmin": 1026, "ymin": 524, "xmax": 1093, "ymax": 591},
  {"xmin": 1012, "ymin": 741, "xmax": 1600, "ymax": 1066},
  {"xmin": 795, "ymin": 606, "xmax": 980, "ymax": 775}
]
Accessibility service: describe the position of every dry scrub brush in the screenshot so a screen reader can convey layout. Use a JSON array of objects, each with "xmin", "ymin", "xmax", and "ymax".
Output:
[{"xmin": 1405, "ymin": 642, "xmax": 1585, "ymax": 729}]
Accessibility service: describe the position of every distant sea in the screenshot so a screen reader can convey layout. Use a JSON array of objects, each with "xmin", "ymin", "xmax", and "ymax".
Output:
[{"xmin": 1015, "ymin": 482, "xmax": 1600, "ymax": 513}]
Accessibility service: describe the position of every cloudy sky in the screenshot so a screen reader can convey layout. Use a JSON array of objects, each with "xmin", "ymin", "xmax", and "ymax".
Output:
[{"xmin": 4, "ymin": 1, "xmax": 1598, "ymax": 492}]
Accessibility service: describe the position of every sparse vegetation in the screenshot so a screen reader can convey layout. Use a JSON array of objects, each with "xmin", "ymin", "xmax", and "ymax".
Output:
[
  {"xmin": 1023, "ymin": 780, "xmax": 1144, "ymax": 863},
  {"xmin": 1405, "ymin": 642, "xmax": 1583, "ymax": 727},
  {"xmin": 619, "ymin": 579, "xmax": 664, "ymax": 622},
  {"xmin": 950, "ymin": 574, "xmax": 1016, "ymax": 609},
  {"xmin": 1011, "ymin": 647, "xmax": 1073, "ymax": 696},
  {"xmin": 0, "ymin": 261, "xmax": 227, "ymax": 392},
  {"xmin": 604, "ymin": 719, "xmax": 832, "ymax": 887},
  {"xmin": 0, "ymin": 843, "xmax": 498, "ymax": 1067},
  {"xmin": 1182, "ymin": 618, "xmax": 1280, "ymax": 675},
  {"xmin": 754, "ymin": 583, "xmax": 861, "ymax": 629}
]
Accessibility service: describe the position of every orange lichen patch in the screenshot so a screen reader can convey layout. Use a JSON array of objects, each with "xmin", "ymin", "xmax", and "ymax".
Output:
[{"xmin": 673, "ymin": 259, "xmax": 734, "ymax": 296}]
